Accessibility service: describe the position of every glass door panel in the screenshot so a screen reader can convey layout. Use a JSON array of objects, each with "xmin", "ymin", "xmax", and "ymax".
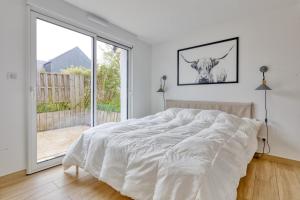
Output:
[
  {"xmin": 36, "ymin": 19, "xmax": 93, "ymax": 162},
  {"xmin": 95, "ymin": 40, "xmax": 128, "ymax": 125}
]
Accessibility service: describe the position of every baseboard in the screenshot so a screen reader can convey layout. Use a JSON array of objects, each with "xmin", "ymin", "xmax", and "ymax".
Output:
[
  {"xmin": 0, "ymin": 169, "xmax": 26, "ymax": 181},
  {"xmin": 254, "ymin": 153, "xmax": 300, "ymax": 167}
]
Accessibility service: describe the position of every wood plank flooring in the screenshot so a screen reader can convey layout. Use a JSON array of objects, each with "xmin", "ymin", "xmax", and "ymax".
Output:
[
  {"xmin": 1, "ymin": 158, "xmax": 300, "ymax": 200},
  {"xmin": 237, "ymin": 158, "xmax": 300, "ymax": 200}
]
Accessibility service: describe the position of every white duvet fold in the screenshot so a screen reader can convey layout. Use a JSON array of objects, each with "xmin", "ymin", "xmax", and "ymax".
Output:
[{"xmin": 63, "ymin": 108, "xmax": 261, "ymax": 200}]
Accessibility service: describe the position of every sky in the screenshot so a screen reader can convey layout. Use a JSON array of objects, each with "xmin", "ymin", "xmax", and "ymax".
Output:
[
  {"xmin": 36, "ymin": 19, "xmax": 111, "ymax": 64},
  {"xmin": 37, "ymin": 19, "xmax": 93, "ymax": 61}
]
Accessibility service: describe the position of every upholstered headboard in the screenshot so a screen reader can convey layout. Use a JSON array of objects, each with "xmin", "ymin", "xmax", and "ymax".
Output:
[{"xmin": 166, "ymin": 99, "xmax": 254, "ymax": 118}]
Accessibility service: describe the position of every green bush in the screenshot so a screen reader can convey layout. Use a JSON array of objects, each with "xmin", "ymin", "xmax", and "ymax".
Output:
[
  {"xmin": 37, "ymin": 102, "xmax": 71, "ymax": 113},
  {"xmin": 97, "ymin": 103, "xmax": 120, "ymax": 112},
  {"xmin": 62, "ymin": 66, "xmax": 90, "ymax": 77}
]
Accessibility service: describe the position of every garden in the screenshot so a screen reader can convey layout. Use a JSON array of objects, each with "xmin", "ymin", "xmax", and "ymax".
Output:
[{"xmin": 36, "ymin": 50, "xmax": 122, "ymax": 131}]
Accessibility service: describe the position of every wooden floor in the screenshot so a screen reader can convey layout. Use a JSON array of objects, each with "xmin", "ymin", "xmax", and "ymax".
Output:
[{"xmin": 1, "ymin": 158, "xmax": 300, "ymax": 200}]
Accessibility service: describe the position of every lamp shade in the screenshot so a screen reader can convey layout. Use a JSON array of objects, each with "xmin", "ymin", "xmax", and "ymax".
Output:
[
  {"xmin": 256, "ymin": 80, "xmax": 272, "ymax": 90},
  {"xmin": 256, "ymin": 83, "xmax": 272, "ymax": 90},
  {"xmin": 157, "ymin": 88, "xmax": 165, "ymax": 93}
]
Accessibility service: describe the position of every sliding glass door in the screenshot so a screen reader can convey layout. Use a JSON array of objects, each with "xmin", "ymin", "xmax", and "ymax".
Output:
[{"xmin": 28, "ymin": 11, "xmax": 129, "ymax": 173}]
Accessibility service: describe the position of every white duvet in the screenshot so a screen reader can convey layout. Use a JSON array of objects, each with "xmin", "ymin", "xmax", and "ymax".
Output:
[{"xmin": 62, "ymin": 108, "xmax": 261, "ymax": 200}]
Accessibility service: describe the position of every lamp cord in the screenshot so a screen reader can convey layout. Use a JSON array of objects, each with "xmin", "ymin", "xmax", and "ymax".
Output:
[
  {"xmin": 162, "ymin": 78, "xmax": 166, "ymax": 110},
  {"xmin": 263, "ymin": 90, "xmax": 271, "ymax": 154},
  {"xmin": 163, "ymin": 92, "xmax": 166, "ymax": 110}
]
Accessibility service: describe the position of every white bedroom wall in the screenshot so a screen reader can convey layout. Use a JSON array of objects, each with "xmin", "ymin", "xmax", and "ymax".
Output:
[
  {"xmin": 151, "ymin": 5, "xmax": 300, "ymax": 161},
  {"xmin": 0, "ymin": 0, "xmax": 151, "ymax": 176},
  {"xmin": 0, "ymin": 0, "xmax": 27, "ymax": 177}
]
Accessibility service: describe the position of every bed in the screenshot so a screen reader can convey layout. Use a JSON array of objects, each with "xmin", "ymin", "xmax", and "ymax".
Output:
[{"xmin": 62, "ymin": 100, "xmax": 261, "ymax": 200}]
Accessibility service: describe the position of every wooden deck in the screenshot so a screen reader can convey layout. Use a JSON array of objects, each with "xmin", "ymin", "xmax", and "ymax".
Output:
[
  {"xmin": 1, "ymin": 157, "xmax": 300, "ymax": 200},
  {"xmin": 37, "ymin": 126, "xmax": 89, "ymax": 161}
]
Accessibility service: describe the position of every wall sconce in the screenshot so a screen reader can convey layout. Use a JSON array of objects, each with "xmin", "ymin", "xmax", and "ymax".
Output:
[
  {"xmin": 157, "ymin": 75, "xmax": 167, "ymax": 110},
  {"xmin": 255, "ymin": 66, "xmax": 271, "ymax": 155}
]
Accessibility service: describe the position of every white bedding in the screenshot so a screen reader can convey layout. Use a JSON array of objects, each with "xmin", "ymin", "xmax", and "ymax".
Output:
[{"xmin": 62, "ymin": 108, "xmax": 261, "ymax": 200}]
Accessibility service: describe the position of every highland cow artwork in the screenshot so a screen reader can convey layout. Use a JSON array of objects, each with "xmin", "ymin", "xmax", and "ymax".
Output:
[{"xmin": 177, "ymin": 37, "xmax": 238, "ymax": 85}]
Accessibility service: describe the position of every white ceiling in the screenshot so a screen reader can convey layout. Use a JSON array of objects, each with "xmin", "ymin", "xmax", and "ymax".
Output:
[{"xmin": 65, "ymin": 0, "xmax": 299, "ymax": 44}]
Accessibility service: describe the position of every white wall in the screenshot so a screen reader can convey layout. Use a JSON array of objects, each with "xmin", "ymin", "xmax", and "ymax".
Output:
[
  {"xmin": 0, "ymin": 0, "xmax": 151, "ymax": 176},
  {"xmin": 151, "ymin": 5, "xmax": 300, "ymax": 161},
  {"xmin": 0, "ymin": 0, "xmax": 27, "ymax": 177}
]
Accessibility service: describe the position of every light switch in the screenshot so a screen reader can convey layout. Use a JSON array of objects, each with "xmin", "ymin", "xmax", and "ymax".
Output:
[
  {"xmin": 6, "ymin": 72, "xmax": 17, "ymax": 80},
  {"xmin": 0, "ymin": 147, "xmax": 8, "ymax": 152}
]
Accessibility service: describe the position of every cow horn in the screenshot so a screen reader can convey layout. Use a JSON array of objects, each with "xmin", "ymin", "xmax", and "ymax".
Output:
[
  {"xmin": 217, "ymin": 45, "xmax": 234, "ymax": 60},
  {"xmin": 181, "ymin": 54, "xmax": 196, "ymax": 63}
]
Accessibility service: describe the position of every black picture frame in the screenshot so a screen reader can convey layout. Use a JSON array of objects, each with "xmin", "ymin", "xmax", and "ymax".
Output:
[{"xmin": 177, "ymin": 37, "xmax": 239, "ymax": 86}]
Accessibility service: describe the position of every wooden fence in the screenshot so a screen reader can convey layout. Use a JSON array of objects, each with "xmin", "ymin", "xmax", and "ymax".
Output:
[
  {"xmin": 37, "ymin": 73, "xmax": 84, "ymax": 105},
  {"xmin": 36, "ymin": 73, "xmax": 120, "ymax": 131},
  {"xmin": 37, "ymin": 110, "xmax": 120, "ymax": 131}
]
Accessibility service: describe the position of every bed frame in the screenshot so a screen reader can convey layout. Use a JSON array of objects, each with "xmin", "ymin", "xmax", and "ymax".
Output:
[
  {"xmin": 73, "ymin": 100, "xmax": 254, "ymax": 174},
  {"xmin": 166, "ymin": 99, "xmax": 254, "ymax": 118}
]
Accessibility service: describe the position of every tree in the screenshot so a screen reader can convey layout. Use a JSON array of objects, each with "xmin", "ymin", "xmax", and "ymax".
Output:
[{"xmin": 97, "ymin": 51, "xmax": 121, "ymax": 108}]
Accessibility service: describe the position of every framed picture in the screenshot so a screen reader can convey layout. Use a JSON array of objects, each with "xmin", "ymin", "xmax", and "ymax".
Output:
[{"xmin": 177, "ymin": 37, "xmax": 239, "ymax": 85}]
